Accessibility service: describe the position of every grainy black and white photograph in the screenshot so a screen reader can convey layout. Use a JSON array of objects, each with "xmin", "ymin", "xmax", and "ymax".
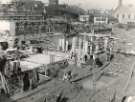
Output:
[{"xmin": 0, "ymin": 0, "xmax": 135, "ymax": 102}]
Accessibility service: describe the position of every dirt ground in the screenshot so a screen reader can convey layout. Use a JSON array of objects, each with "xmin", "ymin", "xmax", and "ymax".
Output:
[
  {"xmin": 9, "ymin": 52, "xmax": 135, "ymax": 102},
  {"xmin": 15, "ymin": 80, "xmax": 93, "ymax": 102},
  {"xmin": 2, "ymin": 26, "xmax": 135, "ymax": 102}
]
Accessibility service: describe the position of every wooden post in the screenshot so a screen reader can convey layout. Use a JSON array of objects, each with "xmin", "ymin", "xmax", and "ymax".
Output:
[
  {"xmin": 50, "ymin": 54, "xmax": 55, "ymax": 63},
  {"xmin": 92, "ymin": 56, "xmax": 96, "ymax": 91},
  {"xmin": 77, "ymin": 38, "xmax": 82, "ymax": 66},
  {"xmin": 0, "ymin": 72, "xmax": 9, "ymax": 94},
  {"xmin": 44, "ymin": 65, "xmax": 48, "ymax": 77}
]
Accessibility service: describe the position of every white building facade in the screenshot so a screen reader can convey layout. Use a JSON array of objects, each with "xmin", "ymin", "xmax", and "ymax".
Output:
[
  {"xmin": 94, "ymin": 16, "xmax": 108, "ymax": 24},
  {"xmin": 0, "ymin": 20, "xmax": 16, "ymax": 47},
  {"xmin": 79, "ymin": 15, "xmax": 90, "ymax": 22},
  {"xmin": 113, "ymin": 0, "xmax": 135, "ymax": 24}
]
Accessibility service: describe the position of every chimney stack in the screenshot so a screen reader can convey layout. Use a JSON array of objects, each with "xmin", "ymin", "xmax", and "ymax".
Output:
[
  {"xmin": 118, "ymin": 0, "xmax": 123, "ymax": 6},
  {"xmin": 49, "ymin": 0, "xmax": 59, "ymax": 5}
]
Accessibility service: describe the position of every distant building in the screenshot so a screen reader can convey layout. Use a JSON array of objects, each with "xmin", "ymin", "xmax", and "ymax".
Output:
[
  {"xmin": 85, "ymin": 9, "xmax": 110, "ymax": 24},
  {"xmin": 0, "ymin": 19, "xmax": 71, "ymax": 50},
  {"xmin": 79, "ymin": 14, "xmax": 108, "ymax": 24},
  {"xmin": 113, "ymin": 0, "xmax": 135, "ymax": 24},
  {"xmin": 0, "ymin": 19, "xmax": 45, "ymax": 47},
  {"xmin": 0, "ymin": 0, "xmax": 47, "ymax": 47},
  {"xmin": 0, "ymin": 20, "xmax": 15, "ymax": 47},
  {"xmin": 49, "ymin": 0, "xmax": 59, "ymax": 5},
  {"xmin": 79, "ymin": 15, "xmax": 90, "ymax": 22},
  {"xmin": 93, "ymin": 14, "xmax": 108, "ymax": 24},
  {"xmin": 46, "ymin": 4, "xmax": 85, "ymax": 20}
]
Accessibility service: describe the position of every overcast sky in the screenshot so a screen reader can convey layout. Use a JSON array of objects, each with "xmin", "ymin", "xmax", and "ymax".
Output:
[{"xmin": 1, "ymin": 0, "xmax": 135, "ymax": 10}]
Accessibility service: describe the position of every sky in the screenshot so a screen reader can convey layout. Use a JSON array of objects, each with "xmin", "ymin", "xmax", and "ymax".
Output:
[{"xmin": 1, "ymin": 0, "xmax": 135, "ymax": 10}]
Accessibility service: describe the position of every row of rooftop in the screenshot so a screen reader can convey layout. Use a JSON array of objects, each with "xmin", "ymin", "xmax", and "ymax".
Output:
[{"xmin": 0, "ymin": 0, "xmax": 134, "ymax": 27}]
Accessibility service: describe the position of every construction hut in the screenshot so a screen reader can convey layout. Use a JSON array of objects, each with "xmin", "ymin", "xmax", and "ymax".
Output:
[{"xmin": 2, "ymin": 52, "xmax": 68, "ymax": 95}]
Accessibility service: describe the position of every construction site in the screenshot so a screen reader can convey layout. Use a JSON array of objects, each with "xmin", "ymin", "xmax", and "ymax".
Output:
[{"xmin": 0, "ymin": 0, "xmax": 135, "ymax": 102}]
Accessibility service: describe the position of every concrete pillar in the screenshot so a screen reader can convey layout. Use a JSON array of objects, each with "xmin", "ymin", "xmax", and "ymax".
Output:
[
  {"xmin": 95, "ymin": 42, "xmax": 99, "ymax": 54},
  {"xmin": 77, "ymin": 37, "xmax": 82, "ymax": 66},
  {"xmin": 58, "ymin": 39, "xmax": 61, "ymax": 51},
  {"xmin": 66, "ymin": 40, "xmax": 68, "ymax": 52},
  {"xmin": 72, "ymin": 37, "xmax": 77, "ymax": 52},
  {"xmin": 59, "ymin": 38, "xmax": 65, "ymax": 51},
  {"xmin": 85, "ymin": 41, "xmax": 88, "ymax": 54},
  {"xmin": 104, "ymin": 37, "xmax": 109, "ymax": 52}
]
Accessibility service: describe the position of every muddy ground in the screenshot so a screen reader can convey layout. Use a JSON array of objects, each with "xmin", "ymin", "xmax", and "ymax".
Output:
[
  {"xmin": 10, "ymin": 53, "xmax": 135, "ymax": 102},
  {"xmin": 2, "ymin": 26, "xmax": 135, "ymax": 102}
]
